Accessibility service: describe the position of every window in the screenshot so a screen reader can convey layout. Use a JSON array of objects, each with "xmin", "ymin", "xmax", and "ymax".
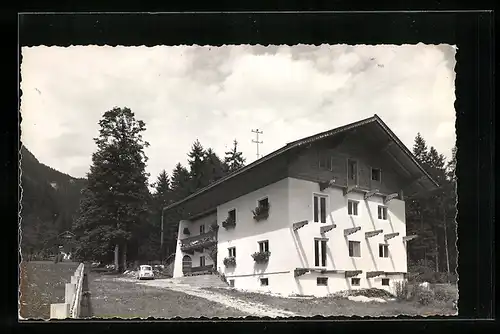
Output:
[
  {"xmin": 260, "ymin": 278, "xmax": 269, "ymax": 286},
  {"xmin": 317, "ymin": 277, "xmax": 328, "ymax": 286},
  {"xmin": 347, "ymin": 159, "xmax": 358, "ymax": 183},
  {"xmin": 319, "ymin": 153, "xmax": 332, "ymax": 170},
  {"xmin": 379, "ymin": 244, "xmax": 389, "ymax": 258},
  {"xmin": 371, "ymin": 168, "xmax": 381, "ymax": 182},
  {"xmin": 199, "ymin": 256, "xmax": 206, "ymax": 267},
  {"xmin": 228, "ymin": 209, "xmax": 236, "ymax": 221},
  {"xmin": 314, "ymin": 239, "xmax": 327, "ymax": 267},
  {"xmin": 258, "ymin": 197, "xmax": 269, "ymax": 209},
  {"xmin": 229, "ymin": 279, "xmax": 235, "ymax": 287},
  {"xmin": 348, "ymin": 241, "xmax": 361, "ymax": 257},
  {"xmin": 228, "ymin": 247, "xmax": 236, "ymax": 258},
  {"xmin": 313, "ymin": 194, "xmax": 327, "ymax": 223},
  {"xmin": 378, "ymin": 206, "xmax": 388, "ymax": 220},
  {"xmin": 351, "ymin": 278, "xmax": 361, "ymax": 286},
  {"xmin": 258, "ymin": 240, "xmax": 269, "ymax": 253},
  {"xmin": 199, "ymin": 224, "xmax": 205, "ymax": 234},
  {"xmin": 382, "ymin": 278, "xmax": 390, "ymax": 286},
  {"xmin": 348, "ymin": 200, "xmax": 359, "ymax": 216}
]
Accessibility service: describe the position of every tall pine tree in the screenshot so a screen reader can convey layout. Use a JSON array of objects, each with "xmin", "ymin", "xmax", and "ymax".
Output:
[
  {"xmin": 224, "ymin": 139, "xmax": 246, "ymax": 173},
  {"xmin": 170, "ymin": 163, "xmax": 191, "ymax": 201},
  {"xmin": 72, "ymin": 107, "xmax": 151, "ymax": 272},
  {"xmin": 202, "ymin": 148, "xmax": 226, "ymax": 185},
  {"xmin": 188, "ymin": 140, "xmax": 207, "ymax": 192}
]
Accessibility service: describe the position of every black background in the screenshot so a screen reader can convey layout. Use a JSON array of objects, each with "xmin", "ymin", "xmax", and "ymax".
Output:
[{"xmin": 3, "ymin": 3, "xmax": 496, "ymax": 334}]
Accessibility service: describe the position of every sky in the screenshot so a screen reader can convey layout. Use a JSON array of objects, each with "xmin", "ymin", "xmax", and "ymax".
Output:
[{"xmin": 20, "ymin": 44, "xmax": 456, "ymax": 184}]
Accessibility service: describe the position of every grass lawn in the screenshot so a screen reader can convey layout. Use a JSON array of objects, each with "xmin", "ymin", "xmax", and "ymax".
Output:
[
  {"xmin": 88, "ymin": 273, "xmax": 248, "ymax": 319},
  {"xmin": 203, "ymin": 287, "xmax": 457, "ymax": 317},
  {"xmin": 19, "ymin": 261, "xmax": 80, "ymax": 319}
]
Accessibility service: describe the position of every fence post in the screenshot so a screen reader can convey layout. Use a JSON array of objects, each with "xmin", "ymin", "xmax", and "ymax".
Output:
[
  {"xmin": 50, "ymin": 303, "xmax": 70, "ymax": 319},
  {"xmin": 65, "ymin": 283, "xmax": 76, "ymax": 305}
]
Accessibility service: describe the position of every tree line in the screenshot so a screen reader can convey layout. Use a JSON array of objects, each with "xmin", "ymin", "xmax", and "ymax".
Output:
[
  {"xmin": 407, "ymin": 133, "xmax": 457, "ymax": 283},
  {"xmin": 71, "ymin": 107, "xmax": 457, "ymax": 280}
]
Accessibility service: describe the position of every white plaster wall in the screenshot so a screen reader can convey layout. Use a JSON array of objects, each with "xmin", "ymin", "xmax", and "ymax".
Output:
[
  {"xmin": 227, "ymin": 273, "xmax": 297, "ymax": 295},
  {"xmin": 217, "ymin": 178, "xmax": 300, "ymax": 294},
  {"xmin": 288, "ymin": 177, "xmax": 407, "ymax": 294},
  {"xmin": 173, "ymin": 220, "xmax": 189, "ymax": 278},
  {"xmin": 173, "ymin": 214, "xmax": 217, "ymax": 278},
  {"xmin": 184, "ymin": 212, "xmax": 217, "ymax": 236}
]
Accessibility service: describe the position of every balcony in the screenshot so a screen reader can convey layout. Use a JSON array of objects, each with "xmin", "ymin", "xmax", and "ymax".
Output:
[
  {"xmin": 180, "ymin": 230, "xmax": 217, "ymax": 253},
  {"xmin": 183, "ymin": 264, "xmax": 215, "ymax": 276}
]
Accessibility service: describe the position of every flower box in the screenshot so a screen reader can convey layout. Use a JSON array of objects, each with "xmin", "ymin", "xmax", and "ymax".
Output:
[
  {"xmin": 251, "ymin": 251, "xmax": 271, "ymax": 264},
  {"xmin": 223, "ymin": 257, "xmax": 236, "ymax": 267},
  {"xmin": 209, "ymin": 222, "xmax": 219, "ymax": 232},
  {"xmin": 222, "ymin": 217, "xmax": 236, "ymax": 229},
  {"xmin": 252, "ymin": 204, "xmax": 270, "ymax": 221}
]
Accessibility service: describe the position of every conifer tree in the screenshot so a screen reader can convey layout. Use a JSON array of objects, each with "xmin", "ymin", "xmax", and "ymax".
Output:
[
  {"xmin": 202, "ymin": 148, "xmax": 226, "ymax": 185},
  {"xmin": 170, "ymin": 163, "xmax": 191, "ymax": 201},
  {"xmin": 188, "ymin": 140, "xmax": 207, "ymax": 191},
  {"xmin": 224, "ymin": 139, "xmax": 246, "ymax": 173},
  {"xmin": 72, "ymin": 107, "xmax": 151, "ymax": 272}
]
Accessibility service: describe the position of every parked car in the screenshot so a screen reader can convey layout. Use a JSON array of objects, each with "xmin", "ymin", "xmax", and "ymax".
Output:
[{"xmin": 137, "ymin": 265, "xmax": 155, "ymax": 280}]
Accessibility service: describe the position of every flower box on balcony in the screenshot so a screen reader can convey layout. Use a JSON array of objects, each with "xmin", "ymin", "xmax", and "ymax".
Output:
[
  {"xmin": 209, "ymin": 222, "xmax": 219, "ymax": 232},
  {"xmin": 183, "ymin": 227, "xmax": 191, "ymax": 235},
  {"xmin": 222, "ymin": 217, "xmax": 236, "ymax": 229},
  {"xmin": 251, "ymin": 251, "xmax": 271, "ymax": 264},
  {"xmin": 223, "ymin": 256, "xmax": 236, "ymax": 267},
  {"xmin": 252, "ymin": 204, "xmax": 270, "ymax": 222}
]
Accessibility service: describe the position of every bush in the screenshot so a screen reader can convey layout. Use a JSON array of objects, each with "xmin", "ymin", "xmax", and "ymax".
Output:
[
  {"xmin": 393, "ymin": 280, "xmax": 410, "ymax": 301},
  {"xmin": 409, "ymin": 284, "xmax": 436, "ymax": 305},
  {"xmin": 417, "ymin": 288, "xmax": 435, "ymax": 305},
  {"xmin": 432, "ymin": 284, "xmax": 458, "ymax": 303}
]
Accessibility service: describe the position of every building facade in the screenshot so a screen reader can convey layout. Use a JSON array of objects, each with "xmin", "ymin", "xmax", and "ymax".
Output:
[{"xmin": 170, "ymin": 115, "xmax": 437, "ymax": 297}]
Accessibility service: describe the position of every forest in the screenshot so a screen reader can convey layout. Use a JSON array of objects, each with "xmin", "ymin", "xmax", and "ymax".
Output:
[{"xmin": 21, "ymin": 107, "xmax": 457, "ymax": 283}]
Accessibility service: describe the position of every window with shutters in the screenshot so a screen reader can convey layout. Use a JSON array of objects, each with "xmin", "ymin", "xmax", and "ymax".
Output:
[
  {"xmin": 258, "ymin": 240, "xmax": 269, "ymax": 253},
  {"xmin": 318, "ymin": 153, "xmax": 333, "ymax": 170},
  {"xmin": 348, "ymin": 200, "xmax": 359, "ymax": 216},
  {"xmin": 347, "ymin": 159, "xmax": 358, "ymax": 184},
  {"xmin": 378, "ymin": 206, "xmax": 388, "ymax": 220},
  {"xmin": 314, "ymin": 239, "xmax": 328, "ymax": 267},
  {"xmin": 317, "ymin": 277, "xmax": 328, "ymax": 286},
  {"xmin": 371, "ymin": 168, "xmax": 381, "ymax": 182},
  {"xmin": 349, "ymin": 241, "xmax": 361, "ymax": 257},
  {"xmin": 379, "ymin": 244, "xmax": 389, "ymax": 258},
  {"xmin": 313, "ymin": 194, "xmax": 328, "ymax": 223}
]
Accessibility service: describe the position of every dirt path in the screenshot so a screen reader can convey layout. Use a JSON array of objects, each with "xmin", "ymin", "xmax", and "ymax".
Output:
[{"xmin": 114, "ymin": 277, "xmax": 297, "ymax": 318}]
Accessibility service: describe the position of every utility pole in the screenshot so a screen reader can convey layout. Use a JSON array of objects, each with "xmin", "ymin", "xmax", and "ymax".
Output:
[
  {"xmin": 160, "ymin": 206, "xmax": 166, "ymax": 264},
  {"xmin": 251, "ymin": 129, "xmax": 263, "ymax": 159}
]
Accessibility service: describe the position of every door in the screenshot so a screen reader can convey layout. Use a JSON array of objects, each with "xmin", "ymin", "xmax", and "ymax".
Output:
[{"xmin": 182, "ymin": 255, "xmax": 192, "ymax": 275}]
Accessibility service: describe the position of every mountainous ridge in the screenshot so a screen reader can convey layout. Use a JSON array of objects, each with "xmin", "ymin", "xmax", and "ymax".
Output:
[{"xmin": 20, "ymin": 145, "xmax": 86, "ymax": 255}]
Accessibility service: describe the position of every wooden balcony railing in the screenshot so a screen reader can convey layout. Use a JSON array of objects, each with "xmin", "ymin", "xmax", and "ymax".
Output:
[
  {"xmin": 180, "ymin": 230, "xmax": 217, "ymax": 253},
  {"xmin": 183, "ymin": 264, "xmax": 214, "ymax": 276}
]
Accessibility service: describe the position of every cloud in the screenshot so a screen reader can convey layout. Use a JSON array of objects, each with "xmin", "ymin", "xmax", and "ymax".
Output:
[{"xmin": 20, "ymin": 44, "xmax": 456, "ymax": 183}]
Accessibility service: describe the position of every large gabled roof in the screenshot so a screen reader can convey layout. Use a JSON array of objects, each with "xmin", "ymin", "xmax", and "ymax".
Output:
[{"xmin": 163, "ymin": 115, "xmax": 439, "ymax": 213}]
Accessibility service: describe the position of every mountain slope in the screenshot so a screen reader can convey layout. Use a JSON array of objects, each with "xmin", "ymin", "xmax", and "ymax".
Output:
[{"xmin": 20, "ymin": 145, "xmax": 86, "ymax": 255}]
